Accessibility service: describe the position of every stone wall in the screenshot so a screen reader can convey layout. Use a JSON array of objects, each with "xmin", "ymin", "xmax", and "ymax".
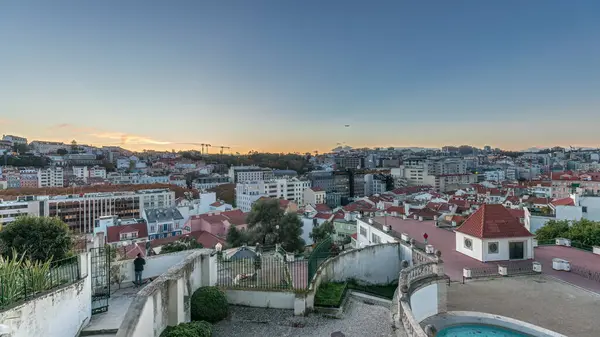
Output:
[
  {"xmin": 304, "ymin": 242, "xmax": 410, "ymax": 313},
  {"xmin": 115, "ymin": 249, "xmax": 217, "ymax": 337},
  {"xmin": 112, "ymin": 251, "xmax": 195, "ymax": 286},
  {"xmin": 0, "ymin": 253, "xmax": 92, "ymax": 337}
]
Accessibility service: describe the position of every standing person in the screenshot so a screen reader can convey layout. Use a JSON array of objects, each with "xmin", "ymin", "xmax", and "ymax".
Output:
[{"xmin": 134, "ymin": 253, "xmax": 146, "ymax": 287}]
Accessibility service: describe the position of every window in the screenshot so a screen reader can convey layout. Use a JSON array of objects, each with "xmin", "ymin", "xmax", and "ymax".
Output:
[
  {"xmin": 583, "ymin": 206, "xmax": 588, "ymax": 213},
  {"xmin": 464, "ymin": 238, "xmax": 473, "ymax": 250},
  {"xmin": 120, "ymin": 233, "xmax": 128, "ymax": 240},
  {"xmin": 150, "ymin": 225, "xmax": 155, "ymax": 233},
  {"xmin": 488, "ymin": 242, "xmax": 499, "ymax": 254},
  {"xmin": 131, "ymin": 232, "xmax": 138, "ymax": 238},
  {"xmin": 371, "ymin": 233, "xmax": 381, "ymax": 244},
  {"xmin": 359, "ymin": 226, "xmax": 367, "ymax": 237}
]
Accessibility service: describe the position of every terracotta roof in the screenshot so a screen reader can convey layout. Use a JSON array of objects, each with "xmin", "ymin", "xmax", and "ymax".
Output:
[
  {"xmin": 149, "ymin": 231, "xmax": 225, "ymax": 249},
  {"xmin": 385, "ymin": 206, "xmax": 405, "ymax": 214},
  {"xmin": 106, "ymin": 222, "xmax": 149, "ymax": 243},
  {"xmin": 314, "ymin": 204, "xmax": 332, "ymax": 213},
  {"xmin": 391, "ymin": 185, "xmax": 432, "ymax": 195},
  {"xmin": 527, "ymin": 197, "xmax": 550, "ymax": 205},
  {"xmin": 456, "ymin": 204, "xmax": 533, "ymax": 239},
  {"xmin": 314, "ymin": 213, "xmax": 333, "ymax": 220},
  {"xmin": 220, "ymin": 209, "xmax": 248, "ymax": 226},
  {"xmin": 550, "ymin": 197, "xmax": 575, "ymax": 207},
  {"xmin": 505, "ymin": 196, "xmax": 520, "ymax": 204},
  {"xmin": 310, "ymin": 187, "xmax": 324, "ymax": 192},
  {"xmin": 508, "ymin": 209, "xmax": 525, "ymax": 219},
  {"xmin": 210, "ymin": 201, "xmax": 223, "ymax": 207}
]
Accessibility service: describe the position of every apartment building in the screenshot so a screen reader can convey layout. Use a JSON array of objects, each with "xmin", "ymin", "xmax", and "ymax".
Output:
[
  {"xmin": 38, "ymin": 167, "xmax": 64, "ymax": 187},
  {"xmin": 0, "ymin": 188, "xmax": 175, "ymax": 233},
  {"xmin": 193, "ymin": 175, "xmax": 229, "ymax": 190},
  {"xmin": 334, "ymin": 156, "xmax": 365, "ymax": 169},
  {"xmin": 0, "ymin": 197, "xmax": 46, "ymax": 228},
  {"xmin": 72, "ymin": 166, "xmax": 107, "ymax": 182},
  {"xmin": 551, "ymin": 172, "xmax": 600, "ymax": 198},
  {"xmin": 303, "ymin": 187, "xmax": 326, "ymax": 205},
  {"xmin": 236, "ymin": 178, "xmax": 311, "ymax": 212},
  {"xmin": 364, "ymin": 174, "xmax": 389, "ymax": 196},
  {"xmin": 228, "ymin": 166, "xmax": 274, "ymax": 183},
  {"xmin": 19, "ymin": 169, "xmax": 39, "ymax": 188}
]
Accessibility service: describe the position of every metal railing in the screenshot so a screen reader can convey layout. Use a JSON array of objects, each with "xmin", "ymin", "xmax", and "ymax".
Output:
[
  {"xmin": 216, "ymin": 252, "xmax": 307, "ymax": 291},
  {"xmin": 0, "ymin": 255, "xmax": 80, "ymax": 309},
  {"xmin": 570, "ymin": 264, "xmax": 600, "ymax": 283}
]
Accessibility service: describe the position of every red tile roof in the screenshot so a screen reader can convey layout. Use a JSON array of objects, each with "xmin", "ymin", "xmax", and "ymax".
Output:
[
  {"xmin": 456, "ymin": 204, "xmax": 533, "ymax": 239},
  {"xmin": 386, "ymin": 206, "xmax": 405, "ymax": 214},
  {"xmin": 106, "ymin": 222, "xmax": 149, "ymax": 243},
  {"xmin": 550, "ymin": 197, "xmax": 575, "ymax": 207},
  {"xmin": 314, "ymin": 204, "xmax": 332, "ymax": 213},
  {"xmin": 210, "ymin": 201, "xmax": 223, "ymax": 207},
  {"xmin": 314, "ymin": 213, "xmax": 332, "ymax": 220},
  {"xmin": 149, "ymin": 231, "xmax": 225, "ymax": 249},
  {"xmin": 311, "ymin": 187, "xmax": 324, "ymax": 192},
  {"xmin": 527, "ymin": 197, "xmax": 550, "ymax": 205}
]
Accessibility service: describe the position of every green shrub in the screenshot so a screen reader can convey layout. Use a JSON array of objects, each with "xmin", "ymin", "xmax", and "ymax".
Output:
[
  {"xmin": 160, "ymin": 321, "xmax": 212, "ymax": 337},
  {"xmin": 191, "ymin": 286, "xmax": 229, "ymax": 323}
]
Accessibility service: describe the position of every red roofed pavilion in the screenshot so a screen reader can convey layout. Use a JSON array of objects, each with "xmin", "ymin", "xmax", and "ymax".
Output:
[{"xmin": 455, "ymin": 204, "xmax": 534, "ymax": 262}]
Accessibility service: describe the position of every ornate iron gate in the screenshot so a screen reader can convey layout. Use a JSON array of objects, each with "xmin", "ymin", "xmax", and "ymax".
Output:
[
  {"xmin": 90, "ymin": 246, "xmax": 111, "ymax": 314},
  {"xmin": 307, "ymin": 237, "xmax": 333, "ymax": 286}
]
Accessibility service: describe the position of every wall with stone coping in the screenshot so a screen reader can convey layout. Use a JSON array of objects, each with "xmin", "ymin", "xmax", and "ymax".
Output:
[
  {"xmin": 304, "ymin": 242, "xmax": 410, "ymax": 313},
  {"xmin": 225, "ymin": 289, "xmax": 296, "ymax": 309},
  {"xmin": 112, "ymin": 250, "xmax": 195, "ymax": 286},
  {"xmin": 115, "ymin": 249, "xmax": 217, "ymax": 337},
  {"xmin": 0, "ymin": 253, "xmax": 91, "ymax": 337}
]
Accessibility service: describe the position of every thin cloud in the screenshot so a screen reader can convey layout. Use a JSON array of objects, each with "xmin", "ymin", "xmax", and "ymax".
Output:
[{"xmin": 49, "ymin": 123, "xmax": 172, "ymax": 146}]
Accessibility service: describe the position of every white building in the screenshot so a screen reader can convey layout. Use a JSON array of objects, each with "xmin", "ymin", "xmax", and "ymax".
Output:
[
  {"xmin": 484, "ymin": 170, "xmax": 506, "ymax": 182},
  {"xmin": 38, "ymin": 167, "xmax": 64, "ymax": 187},
  {"xmin": 303, "ymin": 187, "xmax": 326, "ymax": 206},
  {"xmin": 455, "ymin": 204, "xmax": 534, "ymax": 262},
  {"xmin": 72, "ymin": 166, "xmax": 106, "ymax": 182},
  {"xmin": 235, "ymin": 178, "xmax": 311, "ymax": 211},
  {"xmin": 116, "ymin": 157, "xmax": 132, "ymax": 170},
  {"xmin": 355, "ymin": 217, "xmax": 397, "ymax": 248},
  {"xmin": 29, "ymin": 141, "xmax": 67, "ymax": 154},
  {"xmin": 2, "ymin": 134, "xmax": 27, "ymax": 145}
]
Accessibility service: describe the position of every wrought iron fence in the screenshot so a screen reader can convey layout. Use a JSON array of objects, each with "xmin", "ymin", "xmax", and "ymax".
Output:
[
  {"xmin": 217, "ymin": 251, "xmax": 308, "ymax": 291},
  {"xmin": 570, "ymin": 264, "xmax": 600, "ymax": 283},
  {"xmin": 307, "ymin": 237, "xmax": 334, "ymax": 284},
  {"xmin": 0, "ymin": 255, "xmax": 80, "ymax": 309}
]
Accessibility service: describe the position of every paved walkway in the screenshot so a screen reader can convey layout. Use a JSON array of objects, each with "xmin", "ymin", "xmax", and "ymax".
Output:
[
  {"xmin": 212, "ymin": 299, "xmax": 395, "ymax": 337},
  {"xmin": 447, "ymin": 275, "xmax": 600, "ymax": 337},
  {"xmin": 82, "ymin": 287, "xmax": 140, "ymax": 335}
]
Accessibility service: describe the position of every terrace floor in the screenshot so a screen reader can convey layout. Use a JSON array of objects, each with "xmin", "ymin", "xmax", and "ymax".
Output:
[
  {"xmin": 374, "ymin": 216, "xmax": 600, "ymax": 293},
  {"xmin": 446, "ymin": 275, "xmax": 600, "ymax": 337},
  {"xmin": 212, "ymin": 298, "xmax": 395, "ymax": 337}
]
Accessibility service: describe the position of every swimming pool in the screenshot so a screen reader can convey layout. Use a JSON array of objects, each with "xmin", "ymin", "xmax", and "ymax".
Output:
[{"xmin": 437, "ymin": 324, "xmax": 532, "ymax": 337}]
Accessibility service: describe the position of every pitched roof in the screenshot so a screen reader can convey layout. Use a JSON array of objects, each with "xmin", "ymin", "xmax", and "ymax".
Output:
[
  {"xmin": 550, "ymin": 197, "xmax": 575, "ymax": 207},
  {"xmin": 456, "ymin": 204, "xmax": 533, "ymax": 239},
  {"xmin": 149, "ymin": 231, "xmax": 225, "ymax": 249},
  {"xmin": 106, "ymin": 222, "xmax": 149, "ymax": 243},
  {"xmin": 314, "ymin": 203, "xmax": 332, "ymax": 213}
]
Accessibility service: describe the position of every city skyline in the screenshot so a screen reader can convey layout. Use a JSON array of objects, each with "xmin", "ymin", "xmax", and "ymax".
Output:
[{"xmin": 2, "ymin": 1, "xmax": 600, "ymax": 153}]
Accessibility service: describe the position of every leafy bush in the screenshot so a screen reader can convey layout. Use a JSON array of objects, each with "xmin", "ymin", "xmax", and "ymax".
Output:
[
  {"xmin": 160, "ymin": 321, "xmax": 212, "ymax": 337},
  {"xmin": 314, "ymin": 282, "xmax": 347, "ymax": 307},
  {"xmin": 160, "ymin": 236, "xmax": 203, "ymax": 254},
  {"xmin": 0, "ymin": 216, "xmax": 73, "ymax": 262},
  {"xmin": 191, "ymin": 286, "xmax": 229, "ymax": 323}
]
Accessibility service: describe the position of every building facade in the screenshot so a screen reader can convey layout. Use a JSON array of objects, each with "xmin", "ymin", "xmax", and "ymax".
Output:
[{"xmin": 38, "ymin": 167, "xmax": 64, "ymax": 187}]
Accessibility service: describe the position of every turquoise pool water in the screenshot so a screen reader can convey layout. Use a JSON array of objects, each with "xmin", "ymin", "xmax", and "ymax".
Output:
[{"xmin": 437, "ymin": 324, "xmax": 531, "ymax": 337}]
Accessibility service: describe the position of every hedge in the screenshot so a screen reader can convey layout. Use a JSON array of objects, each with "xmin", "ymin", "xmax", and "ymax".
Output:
[
  {"xmin": 160, "ymin": 321, "xmax": 212, "ymax": 337},
  {"xmin": 191, "ymin": 286, "xmax": 229, "ymax": 323}
]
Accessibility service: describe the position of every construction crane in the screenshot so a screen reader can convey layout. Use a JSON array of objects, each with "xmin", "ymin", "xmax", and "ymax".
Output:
[{"xmin": 215, "ymin": 145, "xmax": 231, "ymax": 155}]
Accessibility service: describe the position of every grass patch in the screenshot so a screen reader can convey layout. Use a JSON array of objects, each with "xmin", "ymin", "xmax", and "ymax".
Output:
[
  {"xmin": 347, "ymin": 280, "xmax": 397, "ymax": 299},
  {"xmin": 314, "ymin": 282, "xmax": 347, "ymax": 307}
]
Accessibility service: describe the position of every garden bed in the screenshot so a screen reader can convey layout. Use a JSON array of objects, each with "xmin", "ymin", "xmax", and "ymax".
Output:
[
  {"xmin": 314, "ymin": 282, "xmax": 348, "ymax": 307},
  {"xmin": 347, "ymin": 280, "xmax": 396, "ymax": 300}
]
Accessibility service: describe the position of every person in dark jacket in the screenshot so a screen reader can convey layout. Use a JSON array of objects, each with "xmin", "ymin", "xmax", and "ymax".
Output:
[{"xmin": 133, "ymin": 253, "xmax": 146, "ymax": 287}]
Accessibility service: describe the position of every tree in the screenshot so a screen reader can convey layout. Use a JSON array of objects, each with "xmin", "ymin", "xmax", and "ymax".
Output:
[
  {"xmin": 535, "ymin": 219, "xmax": 600, "ymax": 246},
  {"xmin": 226, "ymin": 226, "xmax": 248, "ymax": 248},
  {"xmin": 160, "ymin": 236, "xmax": 203, "ymax": 254},
  {"xmin": 535, "ymin": 220, "xmax": 571, "ymax": 241},
  {"xmin": 0, "ymin": 216, "xmax": 74, "ymax": 262},
  {"xmin": 70, "ymin": 140, "xmax": 79, "ymax": 153},
  {"xmin": 309, "ymin": 221, "xmax": 335, "ymax": 244},
  {"xmin": 12, "ymin": 143, "xmax": 29, "ymax": 155},
  {"xmin": 56, "ymin": 148, "xmax": 68, "ymax": 155},
  {"xmin": 245, "ymin": 198, "xmax": 305, "ymax": 252}
]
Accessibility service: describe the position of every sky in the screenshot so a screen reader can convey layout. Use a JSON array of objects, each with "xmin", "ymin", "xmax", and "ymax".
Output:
[{"xmin": 1, "ymin": 1, "xmax": 600, "ymax": 153}]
